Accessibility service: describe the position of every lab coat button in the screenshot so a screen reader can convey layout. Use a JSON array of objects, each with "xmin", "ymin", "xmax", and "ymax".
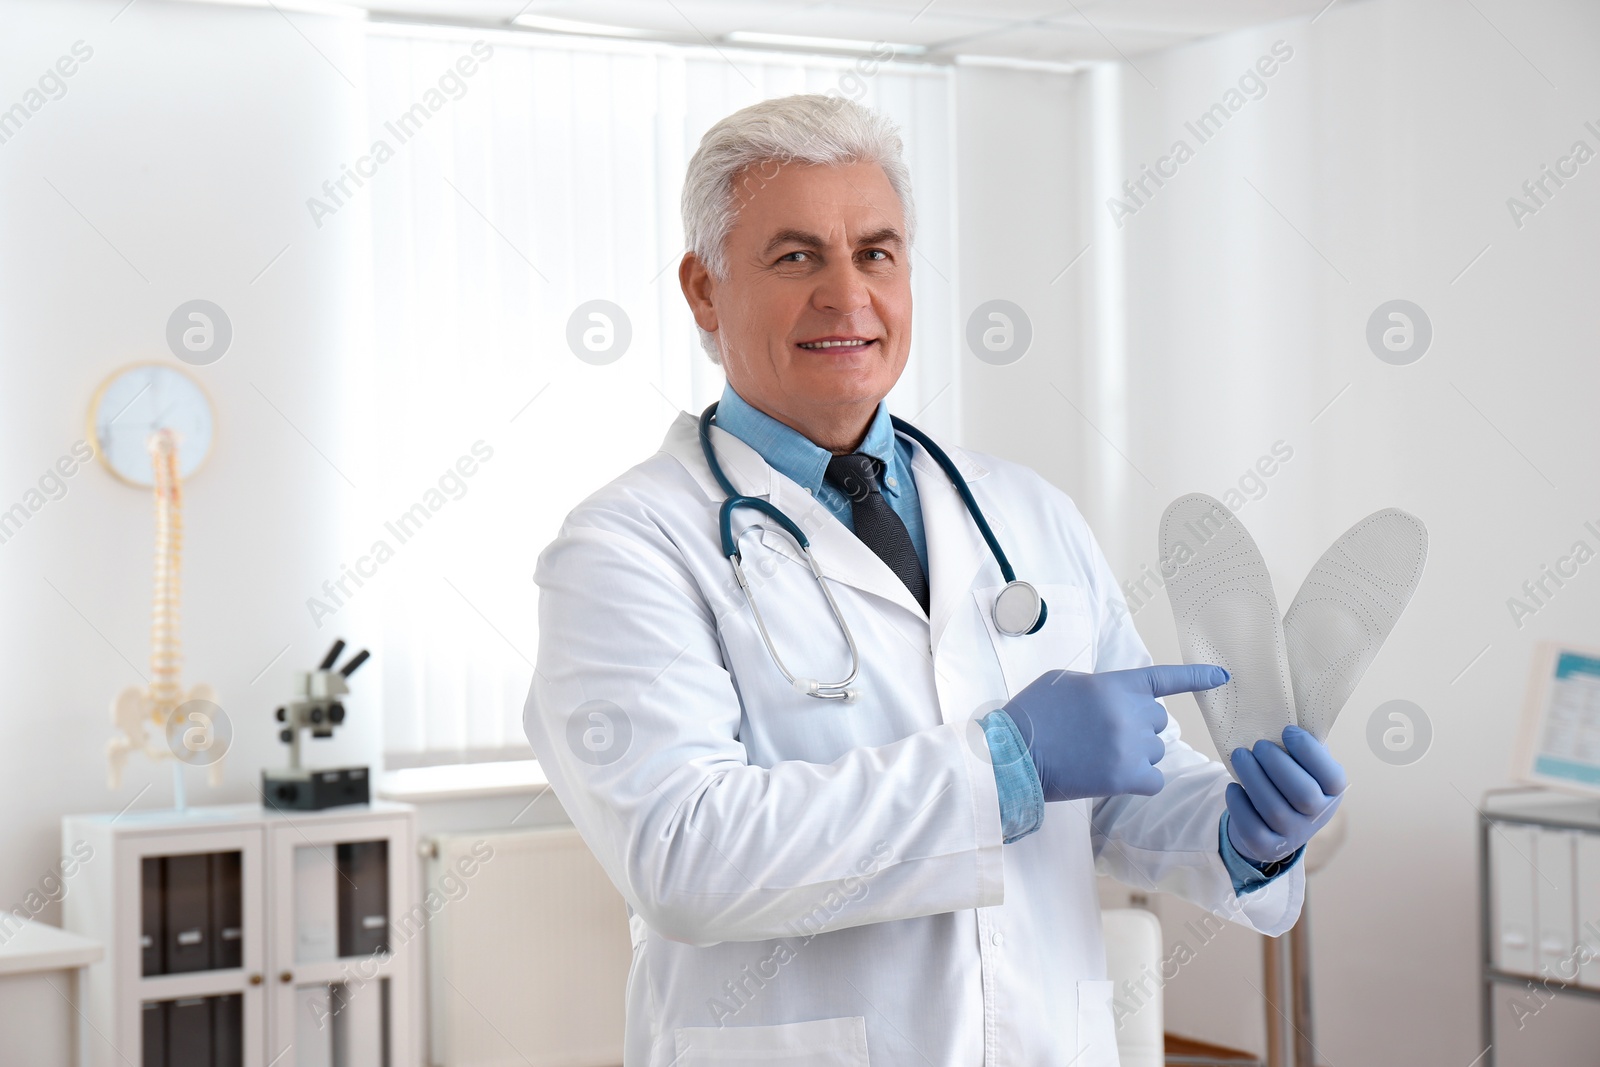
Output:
[{"xmin": 991, "ymin": 931, "xmax": 1004, "ymax": 947}]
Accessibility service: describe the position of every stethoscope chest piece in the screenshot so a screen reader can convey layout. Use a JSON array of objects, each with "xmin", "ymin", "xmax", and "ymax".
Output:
[{"xmin": 993, "ymin": 579, "xmax": 1047, "ymax": 637}]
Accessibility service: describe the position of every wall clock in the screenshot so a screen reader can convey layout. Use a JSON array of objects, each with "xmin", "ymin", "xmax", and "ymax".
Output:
[{"xmin": 87, "ymin": 363, "xmax": 215, "ymax": 487}]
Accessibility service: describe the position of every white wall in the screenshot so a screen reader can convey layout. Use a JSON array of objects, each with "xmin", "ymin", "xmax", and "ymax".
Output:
[
  {"xmin": 955, "ymin": 63, "xmax": 1091, "ymax": 493},
  {"xmin": 0, "ymin": 0, "xmax": 382, "ymax": 918},
  {"xmin": 1046, "ymin": 0, "xmax": 1599, "ymax": 1062}
]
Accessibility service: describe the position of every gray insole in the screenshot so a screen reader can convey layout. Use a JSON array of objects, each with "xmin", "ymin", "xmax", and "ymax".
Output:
[
  {"xmin": 1160, "ymin": 495, "xmax": 1298, "ymax": 778},
  {"xmin": 1159, "ymin": 495, "xmax": 1427, "ymax": 774},
  {"xmin": 1283, "ymin": 509, "xmax": 1429, "ymax": 742}
]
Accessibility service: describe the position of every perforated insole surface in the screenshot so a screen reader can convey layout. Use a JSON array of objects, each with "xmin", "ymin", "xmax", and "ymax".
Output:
[
  {"xmin": 1283, "ymin": 509, "xmax": 1428, "ymax": 741},
  {"xmin": 1159, "ymin": 494, "xmax": 1297, "ymax": 778}
]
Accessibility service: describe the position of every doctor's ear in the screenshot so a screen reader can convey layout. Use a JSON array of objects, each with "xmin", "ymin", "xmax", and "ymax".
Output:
[{"xmin": 678, "ymin": 252, "xmax": 721, "ymax": 333}]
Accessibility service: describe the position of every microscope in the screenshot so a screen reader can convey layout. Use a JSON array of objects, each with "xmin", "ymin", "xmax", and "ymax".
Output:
[{"xmin": 262, "ymin": 639, "xmax": 372, "ymax": 811}]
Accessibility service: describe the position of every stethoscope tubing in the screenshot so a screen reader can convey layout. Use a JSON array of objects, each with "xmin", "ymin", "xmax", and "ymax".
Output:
[{"xmin": 698, "ymin": 401, "xmax": 1043, "ymax": 700}]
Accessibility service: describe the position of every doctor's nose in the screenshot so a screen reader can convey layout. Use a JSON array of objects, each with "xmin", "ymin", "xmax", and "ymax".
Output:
[{"xmin": 809, "ymin": 260, "xmax": 874, "ymax": 316}]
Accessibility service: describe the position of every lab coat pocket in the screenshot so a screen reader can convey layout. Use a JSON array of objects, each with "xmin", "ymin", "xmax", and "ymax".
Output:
[
  {"xmin": 703, "ymin": 524, "xmax": 807, "ymax": 622},
  {"xmin": 973, "ymin": 582, "xmax": 1095, "ymax": 695},
  {"xmin": 756, "ymin": 525, "xmax": 809, "ymax": 567},
  {"xmin": 671, "ymin": 1015, "xmax": 870, "ymax": 1065},
  {"xmin": 1074, "ymin": 979, "xmax": 1122, "ymax": 1067}
]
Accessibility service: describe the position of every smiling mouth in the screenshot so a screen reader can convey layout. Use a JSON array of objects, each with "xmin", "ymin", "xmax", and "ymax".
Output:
[{"xmin": 797, "ymin": 338, "xmax": 877, "ymax": 350}]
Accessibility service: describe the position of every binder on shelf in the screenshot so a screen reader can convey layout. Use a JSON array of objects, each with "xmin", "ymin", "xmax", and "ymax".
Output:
[
  {"xmin": 380, "ymin": 975, "xmax": 392, "ymax": 1067},
  {"xmin": 143, "ymin": 993, "xmax": 240, "ymax": 1067},
  {"xmin": 213, "ymin": 992, "xmax": 243, "ymax": 1067},
  {"xmin": 141, "ymin": 857, "xmax": 163, "ymax": 977},
  {"xmin": 337, "ymin": 841, "xmax": 390, "ymax": 959},
  {"xmin": 166, "ymin": 996, "xmax": 213, "ymax": 1066},
  {"xmin": 1579, "ymin": 832, "xmax": 1600, "ymax": 988},
  {"xmin": 209, "ymin": 851, "xmax": 243, "ymax": 970},
  {"xmin": 1533, "ymin": 828, "xmax": 1577, "ymax": 977},
  {"xmin": 141, "ymin": 1000, "xmax": 165, "ymax": 1067},
  {"xmin": 1490, "ymin": 823, "xmax": 1539, "ymax": 976},
  {"xmin": 163, "ymin": 854, "xmax": 212, "ymax": 974}
]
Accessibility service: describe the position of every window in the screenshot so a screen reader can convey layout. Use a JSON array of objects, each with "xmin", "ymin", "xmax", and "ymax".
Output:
[{"xmin": 363, "ymin": 24, "xmax": 959, "ymax": 769}]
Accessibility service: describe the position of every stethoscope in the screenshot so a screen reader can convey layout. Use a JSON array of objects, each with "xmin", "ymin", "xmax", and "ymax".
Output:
[{"xmin": 699, "ymin": 401, "xmax": 1046, "ymax": 701}]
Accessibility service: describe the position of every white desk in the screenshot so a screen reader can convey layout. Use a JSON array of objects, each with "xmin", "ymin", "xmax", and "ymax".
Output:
[{"xmin": 0, "ymin": 918, "xmax": 104, "ymax": 1067}]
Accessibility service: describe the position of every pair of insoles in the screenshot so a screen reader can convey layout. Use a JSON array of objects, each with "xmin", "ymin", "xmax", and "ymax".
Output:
[{"xmin": 1159, "ymin": 495, "xmax": 1427, "ymax": 777}]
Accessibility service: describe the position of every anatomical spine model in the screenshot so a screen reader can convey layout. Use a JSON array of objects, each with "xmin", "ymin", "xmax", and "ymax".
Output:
[{"xmin": 107, "ymin": 428, "xmax": 222, "ymax": 788}]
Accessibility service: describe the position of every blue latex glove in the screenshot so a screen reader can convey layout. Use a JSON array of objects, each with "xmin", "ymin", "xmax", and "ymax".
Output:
[
  {"xmin": 1226, "ymin": 725, "xmax": 1348, "ymax": 864},
  {"xmin": 1004, "ymin": 664, "xmax": 1230, "ymax": 802}
]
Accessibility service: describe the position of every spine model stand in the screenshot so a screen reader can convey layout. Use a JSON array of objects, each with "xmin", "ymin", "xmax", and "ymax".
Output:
[{"xmin": 107, "ymin": 428, "xmax": 221, "ymax": 791}]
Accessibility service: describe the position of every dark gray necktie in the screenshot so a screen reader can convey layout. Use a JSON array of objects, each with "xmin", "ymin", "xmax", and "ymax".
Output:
[{"xmin": 824, "ymin": 453, "xmax": 929, "ymax": 612}]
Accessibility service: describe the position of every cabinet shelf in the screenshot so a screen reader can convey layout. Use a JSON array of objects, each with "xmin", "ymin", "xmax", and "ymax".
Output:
[{"xmin": 136, "ymin": 970, "xmax": 250, "ymax": 998}]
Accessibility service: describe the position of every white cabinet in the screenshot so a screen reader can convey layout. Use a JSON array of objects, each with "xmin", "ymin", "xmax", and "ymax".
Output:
[{"xmin": 63, "ymin": 802, "xmax": 417, "ymax": 1067}]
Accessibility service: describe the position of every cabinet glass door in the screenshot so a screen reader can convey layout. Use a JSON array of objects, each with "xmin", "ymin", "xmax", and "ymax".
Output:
[
  {"xmin": 267, "ymin": 816, "xmax": 410, "ymax": 1067},
  {"xmin": 127, "ymin": 824, "xmax": 264, "ymax": 1067}
]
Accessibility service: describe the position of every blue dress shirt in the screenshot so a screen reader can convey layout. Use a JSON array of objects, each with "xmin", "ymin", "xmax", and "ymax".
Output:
[
  {"xmin": 711, "ymin": 382, "xmax": 927, "ymax": 574},
  {"xmin": 709, "ymin": 382, "xmax": 1291, "ymax": 894}
]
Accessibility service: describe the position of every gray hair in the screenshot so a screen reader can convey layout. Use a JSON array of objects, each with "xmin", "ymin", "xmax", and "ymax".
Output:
[{"xmin": 680, "ymin": 93, "xmax": 917, "ymax": 365}]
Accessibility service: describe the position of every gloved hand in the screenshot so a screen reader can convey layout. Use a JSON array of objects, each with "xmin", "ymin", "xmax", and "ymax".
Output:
[
  {"xmin": 1226, "ymin": 725, "xmax": 1347, "ymax": 864},
  {"xmin": 1004, "ymin": 664, "xmax": 1230, "ymax": 802}
]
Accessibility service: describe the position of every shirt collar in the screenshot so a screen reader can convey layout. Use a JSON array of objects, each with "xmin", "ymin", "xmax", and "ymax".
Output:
[{"xmin": 713, "ymin": 381, "xmax": 906, "ymax": 500}]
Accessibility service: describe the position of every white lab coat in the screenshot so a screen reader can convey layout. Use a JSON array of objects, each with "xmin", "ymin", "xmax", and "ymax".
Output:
[{"xmin": 523, "ymin": 409, "xmax": 1304, "ymax": 1067}]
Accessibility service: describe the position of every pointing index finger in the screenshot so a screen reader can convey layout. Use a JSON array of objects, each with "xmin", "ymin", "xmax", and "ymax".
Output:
[{"xmin": 1139, "ymin": 663, "xmax": 1230, "ymax": 698}]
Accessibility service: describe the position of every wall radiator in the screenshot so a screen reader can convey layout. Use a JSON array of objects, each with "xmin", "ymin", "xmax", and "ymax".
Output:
[{"xmin": 426, "ymin": 826, "xmax": 633, "ymax": 1067}]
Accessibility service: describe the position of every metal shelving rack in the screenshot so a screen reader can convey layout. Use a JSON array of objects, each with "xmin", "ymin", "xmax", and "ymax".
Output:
[{"xmin": 1478, "ymin": 786, "xmax": 1600, "ymax": 1067}]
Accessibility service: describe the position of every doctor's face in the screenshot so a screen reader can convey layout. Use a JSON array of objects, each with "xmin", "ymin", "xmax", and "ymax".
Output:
[{"xmin": 682, "ymin": 159, "xmax": 912, "ymax": 445}]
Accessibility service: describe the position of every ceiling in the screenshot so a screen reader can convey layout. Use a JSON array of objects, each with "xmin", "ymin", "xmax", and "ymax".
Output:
[{"xmin": 357, "ymin": 0, "xmax": 1337, "ymax": 65}]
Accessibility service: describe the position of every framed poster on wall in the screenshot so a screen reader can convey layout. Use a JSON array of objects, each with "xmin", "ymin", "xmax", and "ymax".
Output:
[{"xmin": 1516, "ymin": 641, "xmax": 1600, "ymax": 796}]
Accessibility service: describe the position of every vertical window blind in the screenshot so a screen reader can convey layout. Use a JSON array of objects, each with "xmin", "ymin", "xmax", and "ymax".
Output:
[{"xmin": 364, "ymin": 24, "xmax": 959, "ymax": 769}]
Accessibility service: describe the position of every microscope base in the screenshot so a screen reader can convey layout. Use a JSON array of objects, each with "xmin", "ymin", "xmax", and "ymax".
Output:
[{"xmin": 262, "ymin": 766, "xmax": 370, "ymax": 811}]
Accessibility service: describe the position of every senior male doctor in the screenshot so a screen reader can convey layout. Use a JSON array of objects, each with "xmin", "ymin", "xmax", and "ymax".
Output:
[{"xmin": 523, "ymin": 93, "xmax": 1346, "ymax": 1067}]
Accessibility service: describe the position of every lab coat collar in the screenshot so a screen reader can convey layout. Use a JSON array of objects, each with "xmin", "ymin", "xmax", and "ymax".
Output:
[
  {"xmin": 659, "ymin": 408, "xmax": 996, "ymax": 643},
  {"xmin": 658, "ymin": 406, "xmax": 990, "ymax": 507},
  {"xmin": 710, "ymin": 383, "xmax": 909, "ymax": 502}
]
